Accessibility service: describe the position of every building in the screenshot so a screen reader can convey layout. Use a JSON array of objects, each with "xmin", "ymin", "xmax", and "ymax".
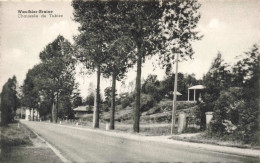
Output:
[
  {"xmin": 188, "ymin": 85, "xmax": 205, "ymax": 101},
  {"xmin": 25, "ymin": 108, "xmax": 39, "ymax": 121},
  {"xmin": 73, "ymin": 106, "xmax": 93, "ymax": 118}
]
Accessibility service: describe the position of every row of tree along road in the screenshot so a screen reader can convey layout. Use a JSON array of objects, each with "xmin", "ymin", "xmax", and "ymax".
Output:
[
  {"xmin": 1, "ymin": 0, "xmax": 202, "ymax": 132},
  {"xmin": 0, "ymin": 1, "xmax": 258, "ymax": 144}
]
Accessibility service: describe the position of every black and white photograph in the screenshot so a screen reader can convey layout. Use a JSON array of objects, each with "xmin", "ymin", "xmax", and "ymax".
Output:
[{"xmin": 0, "ymin": 0, "xmax": 259, "ymax": 162}]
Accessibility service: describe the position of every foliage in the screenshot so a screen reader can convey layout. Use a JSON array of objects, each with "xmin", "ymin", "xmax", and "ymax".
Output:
[
  {"xmin": 73, "ymin": 96, "xmax": 83, "ymax": 108},
  {"xmin": 116, "ymin": 0, "xmax": 164, "ymax": 132},
  {"xmin": 1, "ymin": 76, "xmax": 19, "ymax": 125},
  {"xmin": 204, "ymin": 44, "xmax": 259, "ymax": 145},
  {"xmin": 202, "ymin": 52, "xmax": 232, "ymax": 103},
  {"xmin": 21, "ymin": 64, "xmax": 43, "ymax": 115},
  {"xmin": 160, "ymin": 73, "xmax": 200, "ymax": 100},
  {"xmin": 121, "ymin": 93, "xmax": 135, "ymax": 109},
  {"xmin": 104, "ymin": 87, "xmax": 112, "ymax": 107},
  {"xmin": 158, "ymin": 0, "xmax": 202, "ymax": 72},
  {"xmin": 39, "ymin": 35, "xmax": 76, "ymax": 122},
  {"xmin": 142, "ymin": 75, "xmax": 163, "ymax": 102},
  {"xmin": 196, "ymin": 53, "xmax": 231, "ymax": 129},
  {"xmin": 140, "ymin": 94, "xmax": 156, "ymax": 112},
  {"xmin": 72, "ymin": 0, "xmax": 114, "ymax": 128},
  {"xmin": 21, "ymin": 36, "xmax": 76, "ymax": 122},
  {"xmin": 232, "ymin": 44, "xmax": 259, "ymax": 88},
  {"xmin": 85, "ymin": 93, "xmax": 94, "ymax": 108}
]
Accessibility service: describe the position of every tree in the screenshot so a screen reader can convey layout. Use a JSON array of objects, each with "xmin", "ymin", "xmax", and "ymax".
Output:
[
  {"xmin": 73, "ymin": 96, "xmax": 83, "ymax": 108},
  {"xmin": 203, "ymin": 52, "xmax": 231, "ymax": 103},
  {"xmin": 196, "ymin": 53, "xmax": 232, "ymax": 129},
  {"xmin": 85, "ymin": 93, "xmax": 95, "ymax": 109},
  {"xmin": 102, "ymin": 35, "xmax": 136, "ymax": 129},
  {"xmin": 115, "ymin": 1, "xmax": 164, "ymax": 132},
  {"xmin": 232, "ymin": 44, "xmax": 259, "ymax": 89},
  {"xmin": 158, "ymin": 0, "xmax": 202, "ymax": 134},
  {"xmin": 72, "ymin": 0, "xmax": 112, "ymax": 128},
  {"xmin": 142, "ymin": 75, "xmax": 163, "ymax": 102},
  {"xmin": 21, "ymin": 64, "xmax": 43, "ymax": 121},
  {"xmin": 1, "ymin": 76, "xmax": 19, "ymax": 125},
  {"xmin": 39, "ymin": 35, "xmax": 76, "ymax": 123}
]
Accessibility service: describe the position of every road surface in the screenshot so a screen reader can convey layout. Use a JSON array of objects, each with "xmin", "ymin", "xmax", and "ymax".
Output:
[{"xmin": 22, "ymin": 120, "xmax": 258, "ymax": 162}]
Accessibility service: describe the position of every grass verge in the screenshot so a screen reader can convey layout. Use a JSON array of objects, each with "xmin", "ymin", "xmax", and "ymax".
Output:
[
  {"xmin": 1, "ymin": 121, "xmax": 36, "ymax": 147},
  {"xmin": 170, "ymin": 132, "xmax": 260, "ymax": 149}
]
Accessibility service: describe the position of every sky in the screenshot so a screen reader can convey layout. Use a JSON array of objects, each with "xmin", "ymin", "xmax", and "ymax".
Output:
[{"xmin": 0, "ymin": 0, "xmax": 259, "ymax": 98}]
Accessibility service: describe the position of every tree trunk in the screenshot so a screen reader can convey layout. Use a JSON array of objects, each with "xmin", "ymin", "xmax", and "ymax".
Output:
[
  {"xmin": 29, "ymin": 108, "xmax": 32, "ymax": 121},
  {"xmin": 93, "ymin": 65, "xmax": 101, "ymax": 128},
  {"xmin": 55, "ymin": 93, "xmax": 59, "ymax": 123},
  {"xmin": 109, "ymin": 72, "xmax": 116, "ymax": 130},
  {"xmin": 52, "ymin": 101, "xmax": 55, "ymax": 122},
  {"xmin": 32, "ymin": 108, "xmax": 34, "ymax": 121},
  {"xmin": 134, "ymin": 44, "xmax": 142, "ymax": 133}
]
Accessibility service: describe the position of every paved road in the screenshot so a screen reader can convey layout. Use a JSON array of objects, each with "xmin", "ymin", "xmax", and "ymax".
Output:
[{"xmin": 22, "ymin": 121, "xmax": 258, "ymax": 162}]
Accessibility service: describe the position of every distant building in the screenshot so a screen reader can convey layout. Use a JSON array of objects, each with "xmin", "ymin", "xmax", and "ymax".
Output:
[
  {"xmin": 73, "ymin": 106, "xmax": 93, "ymax": 118},
  {"xmin": 16, "ymin": 107, "xmax": 26, "ymax": 119},
  {"xmin": 188, "ymin": 85, "xmax": 205, "ymax": 101},
  {"xmin": 25, "ymin": 108, "xmax": 39, "ymax": 121}
]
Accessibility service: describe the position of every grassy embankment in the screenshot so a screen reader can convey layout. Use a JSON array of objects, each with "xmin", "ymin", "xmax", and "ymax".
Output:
[
  {"xmin": 60, "ymin": 99, "xmax": 196, "ymax": 135},
  {"xmin": 1, "ymin": 121, "xmax": 36, "ymax": 147},
  {"xmin": 1, "ymin": 121, "xmax": 62, "ymax": 163}
]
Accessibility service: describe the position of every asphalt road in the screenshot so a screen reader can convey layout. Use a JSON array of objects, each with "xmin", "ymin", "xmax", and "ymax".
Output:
[{"xmin": 22, "ymin": 120, "xmax": 258, "ymax": 162}]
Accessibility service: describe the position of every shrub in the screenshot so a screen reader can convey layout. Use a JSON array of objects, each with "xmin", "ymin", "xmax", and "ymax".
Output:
[
  {"xmin": 140, "ymin": 94, "xmax": 156, "ymax": 112},
  {"xmin": 206, "ymin": 87, "xmax": 259, "ymax": 145},
  {"xmin": 121, "ymin": 94, "xmax": 134, "ymax": 108}
]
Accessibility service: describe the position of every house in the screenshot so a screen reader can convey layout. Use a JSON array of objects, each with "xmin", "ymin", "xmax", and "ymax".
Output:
[
  {"xmin": 73, "ymin": 106, "xmax": 93, "ymax": 118},
  {"xmin": 25, "ymin": 108, "xmax": 39, "ymax": 121},
  {"xmin": 16, "ymin": 107, "xmax": 26, "ymax": 119}
]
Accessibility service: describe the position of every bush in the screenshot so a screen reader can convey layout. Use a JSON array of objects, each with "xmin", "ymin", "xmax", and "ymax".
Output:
[
  {"xmin": 206, "ymin": 87, "xmax": 259, "ymax": 145},
  {"xmin": 121, "ymin": 94, "xmax": 134, "ymax": 108},
  {"xmin": 140, "ymin": 94, "xmax": 156, "ymax": 112}
]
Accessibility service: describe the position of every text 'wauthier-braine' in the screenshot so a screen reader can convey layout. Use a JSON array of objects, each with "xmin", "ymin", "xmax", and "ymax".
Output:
[
  {"xmin": 17, "ymin": 10, "xmax": 53, "ymax": 14},
  {"xmin": 17, "ymin": 9, "xmax": 63, "ymax": 18}
]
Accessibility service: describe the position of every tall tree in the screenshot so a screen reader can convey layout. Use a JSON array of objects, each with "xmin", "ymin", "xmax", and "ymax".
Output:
[
  {"xmin": 203, "ymin": 52, "xmax": 231, "ymax": 103},
  {"xmin": 1, "ymin": 76, "xmax": 19, "ymax": 125},
  {"xmin": 232, "ymin": 44, "xmax": 260, "ymax": 89},
  {"xmin": 159, "ymin": 0, "xmax": 202, "ymax": 134},
  {"xmin": 116, "ymin": 1, "xmax": 164, "ymax": 132},
  {"xmin": 102, "ymin": 36, "xmax": 135, "ymax": 129},
  {"xmin": 21, "ymin": 64, "xmax": 43, "ymax": 121},
  {"xmin": 39, "ymin": 35, "xmax": 76, "ymax": 123},
  {"xmin": 72, "ymin": 0, "xmax": 116, "ymax": 128},
  {"xmin": 197, "ymin": 52, "xmax": 231, "ymax": 129}
]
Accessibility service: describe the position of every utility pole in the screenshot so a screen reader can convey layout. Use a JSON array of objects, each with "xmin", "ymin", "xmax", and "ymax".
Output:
[{"xmin": 171, "ymin": 53, "xmax": 179, "ymax": 135}]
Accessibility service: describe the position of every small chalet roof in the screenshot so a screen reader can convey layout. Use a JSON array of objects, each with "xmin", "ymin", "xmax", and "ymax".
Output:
[
  {"xmin": 170, "ymin": 91, "xmax": 182, "ymax": 96},
  {"xmin": 73, "ymin": 106, "xmax": 88, "ymax": 112},
  {"xmin": 188, "ymin": 85, "xmax": 205, "ymax": 90}
]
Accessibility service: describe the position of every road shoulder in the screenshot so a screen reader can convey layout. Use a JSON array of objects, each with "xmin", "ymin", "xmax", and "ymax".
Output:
[{"xmin": 50, "ymin": 121, "xmax": 260, "ymax": 158}]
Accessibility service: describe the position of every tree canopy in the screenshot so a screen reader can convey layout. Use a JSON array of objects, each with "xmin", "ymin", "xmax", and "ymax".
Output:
[{"xmin": 1, "ymin": 76, "xmax": 19, "ymax": 125}]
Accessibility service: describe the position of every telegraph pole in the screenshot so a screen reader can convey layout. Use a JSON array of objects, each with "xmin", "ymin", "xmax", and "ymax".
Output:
[{"xmin": 171, "ymin": 53, "xmax": 179, "ymax": 135}]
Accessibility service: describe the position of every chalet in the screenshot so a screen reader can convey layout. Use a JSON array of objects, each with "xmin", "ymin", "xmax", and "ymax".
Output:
[{"xmin": 73, "ymin": 106, "xmax": 93, "ymax": 118}]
